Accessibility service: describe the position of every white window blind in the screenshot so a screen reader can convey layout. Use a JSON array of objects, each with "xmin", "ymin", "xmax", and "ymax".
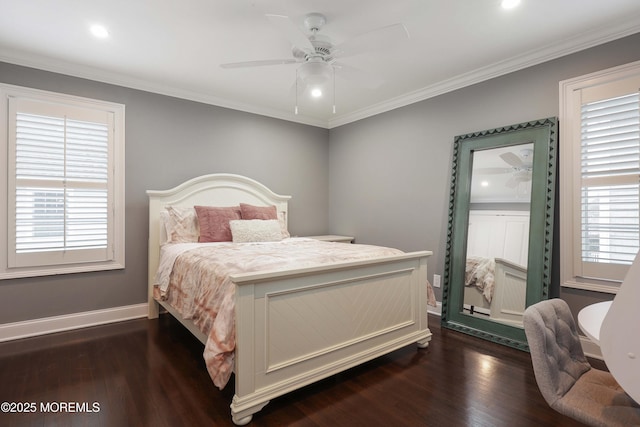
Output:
[
  {"xmin": 580, "ymin": 93, "xmax": 640, "ymax": 269},
  {"xmin": 560, "ymin": 62, "xmax": 640, "ymax": 291},
  {"xmin": 14, "ymin": 112, "xmax": 110, "ymax": 256},
  {"xmin": 1, "ymin": 83, "xmax": 125, "ymax": 279}
]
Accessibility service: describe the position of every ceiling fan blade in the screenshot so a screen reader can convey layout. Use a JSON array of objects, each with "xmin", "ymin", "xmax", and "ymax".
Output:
[
  {"xmin": 505, "ymin": 175, "xmax": 519, "ymax": 188},
  {"xmin": 265, "ymin": 14, "xmax": 315, "ymax": 53},
  {"xmin": 517, "ymin": 170, "xmax": 533, "ymax": 181},
  {"xmin": 332, "ymin": 23, "xmax": 410, "ymax": 58},
  {"xmin": 333, "ymin": 62, "xmax": 384, "ymax": 89},
  {"xmin": 505, "ymin": 171, "xmax": 532, "ymax": 188},
  {"xmin": 220, "ymin": 58, "xmax": 299, "ymax": 69},
  {"xmin": 475, "ymin": 167, "xmax": 513, "ymax": 175},
  {"xmin": 500, "ymin": 152, "xmax": 523, "ymax": 167}
]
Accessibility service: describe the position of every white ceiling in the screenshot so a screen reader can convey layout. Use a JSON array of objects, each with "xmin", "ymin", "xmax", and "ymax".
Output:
[
  {"xmin": 1, "ymin": 0, "xmax": 639, "ymax": 129},
  {"xmin": 470, "ymin": 143, "xmax": 534, "ymax": 203}
]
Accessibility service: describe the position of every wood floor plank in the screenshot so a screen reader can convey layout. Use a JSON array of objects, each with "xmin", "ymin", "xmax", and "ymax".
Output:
[{"xmin": 0, "ymin": 314, "xmax": 594, "ymax": 426}]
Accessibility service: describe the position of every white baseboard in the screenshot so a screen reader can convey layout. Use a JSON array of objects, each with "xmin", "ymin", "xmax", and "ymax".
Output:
[
  {"xmin": 580, "ymin": 335, "xmax": 603, "ymax": 360},
  {"xmin": 427, "ymin": 301, "xmax": 442, "ymax": 316},
  {"xmin": 0, "ymin": 303, "xmax": 148, "ymax": 342}
]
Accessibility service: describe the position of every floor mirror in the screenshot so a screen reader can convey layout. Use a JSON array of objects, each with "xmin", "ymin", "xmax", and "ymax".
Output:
[{"xmin": 441, "ymin": 118, "xmax": 557, "ymax": 350}]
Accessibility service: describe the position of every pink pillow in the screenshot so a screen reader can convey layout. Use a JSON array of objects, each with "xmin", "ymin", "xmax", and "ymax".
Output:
[
  {"xmin": 240, "ymin": 203, "xmax": 277, "ymax": 220},
  {"xmin": 195, "ymin": 206, "xmax": 241, "ymax": 242}
]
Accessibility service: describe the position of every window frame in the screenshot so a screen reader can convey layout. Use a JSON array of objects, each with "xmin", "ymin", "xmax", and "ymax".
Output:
[
  {"xmin": 559, "ymin": 60, "xmax": 640, "ymax": 294},
  {"xmin": 0, "ymin": 83, "xmax": 125, "ymax": 279}
]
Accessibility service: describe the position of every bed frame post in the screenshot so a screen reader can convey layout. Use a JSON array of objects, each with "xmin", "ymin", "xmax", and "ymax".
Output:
[
  {"xmin": 148, "ymin": 194, "xmax": 162, "ymax": 319},
  {"xmin": 230, "ymin": 283, "xmax": 268, "ymax": 425}
]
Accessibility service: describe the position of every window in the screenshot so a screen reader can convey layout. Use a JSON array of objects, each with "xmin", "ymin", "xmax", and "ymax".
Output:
[
  {"xmin": 560, "ymin": 60, "xmax": 640, "ymax": 292},
  {"xmin": 0, "ymin": 84, "xmax": 125, "ymax": 279}
]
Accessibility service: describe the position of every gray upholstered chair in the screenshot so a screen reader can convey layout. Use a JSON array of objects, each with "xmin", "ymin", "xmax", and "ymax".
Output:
[{"xmin": 523, "ymin": 298, "xmax": 640, "ymax": 427}]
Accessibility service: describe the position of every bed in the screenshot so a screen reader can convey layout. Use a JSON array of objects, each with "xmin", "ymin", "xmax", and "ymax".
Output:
[
  {"xmin": 147, "ymin": 173, "xmax": 433, "ymax": 425},
  {"xmin": 463, "ymin": 209, "xmax": 529, "ymax": 324},
  {"xmin": 464, "ymin": 256, "xmax": 527, "ymax": 325}
]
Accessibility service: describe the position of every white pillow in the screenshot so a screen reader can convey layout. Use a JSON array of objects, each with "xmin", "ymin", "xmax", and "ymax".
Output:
[
  {"xmin": 229, "ymin": 219, "xmax": 283, "ymax": 243},
  {"xmin": 278, "ymin": 211, "xmax": 290, "ymax": 238},
  {"xmin": 163, "ymin": 206, "xmax": 199, "ymax": 243}
]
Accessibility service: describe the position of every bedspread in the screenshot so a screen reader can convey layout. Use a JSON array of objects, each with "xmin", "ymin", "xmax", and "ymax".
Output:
[
  {"xmin": 465, "ymin": 256, "xmax": 495, "ymax": 303},
  {"xmin": 155, "ymin": 237, "xmax": 404, "ymax": 389}
]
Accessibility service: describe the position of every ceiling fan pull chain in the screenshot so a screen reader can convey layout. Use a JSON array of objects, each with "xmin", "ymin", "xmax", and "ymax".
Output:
[
  {"xmin": 332, "ymin": 66, "xmax": 336, "ymax": 114},
  {"xmin": 295, "ymin": 68, "xmax": 299, "ymax": 115}
]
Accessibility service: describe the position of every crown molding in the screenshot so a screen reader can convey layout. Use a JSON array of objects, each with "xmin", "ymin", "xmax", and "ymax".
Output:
[
  {"xmin": 0, "ymin": 49, "xmax": 329, "ymax": 129},
  {"xmin": 328, "ymin": 19, "xmax": 640, "ymax": 128},
  {"xmin": 2, "ymin": 16, "xmax": 639, "ymax": 131}
]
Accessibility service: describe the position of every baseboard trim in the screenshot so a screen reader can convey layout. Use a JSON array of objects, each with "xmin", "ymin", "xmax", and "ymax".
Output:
[
  {"xmin": 427, "ymin": 301, "xmax": 442, "ymax": 316},
  {"xmin": 580, "ymin": 335, "xmax": 603, "ymax": 360},
  {"xmin": 0, "ymin": 303, "xmax": 148, "ymax": 342}
]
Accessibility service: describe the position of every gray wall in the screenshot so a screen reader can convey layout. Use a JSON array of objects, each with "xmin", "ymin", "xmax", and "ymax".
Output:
[
  {"xmin": 0, "ymin": 62, "xmax": 330, "ymax": 324},
  {"xmin": 328, "ymin": 32, "xmax": 640, "ymax": 314},
  {"xmin": 2, "ymin": 31, "xmax": 639, "ymax": 327}
]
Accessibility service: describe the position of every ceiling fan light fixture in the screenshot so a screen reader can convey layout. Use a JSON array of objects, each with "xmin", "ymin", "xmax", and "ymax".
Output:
[
  {"xmin": 310, "ymin": 87, "xmax": 323, "ymax": 98},
  {"xmin": 295, "ymin": 58, "xmax": 336, "ymax": 114},
  {"xmin": 501, "ymin": 0, "xmax": 521, "ymax": 10},
  {"xmin": 298, "ymin": 60, "xmax": 332, "ymax": 86},
  {"xmin": 89, "ymin": 24, "xmax": 109, "ymax": 39}
]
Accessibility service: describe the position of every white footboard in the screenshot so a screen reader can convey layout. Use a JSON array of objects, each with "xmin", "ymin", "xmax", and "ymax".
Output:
[
  {"xmin": 229, "ymin": 251, "xmax": 432, "ymax": 425},
  {"xmin": 489, "ymin": 258, "xmax": 527, "ymax": 325}
]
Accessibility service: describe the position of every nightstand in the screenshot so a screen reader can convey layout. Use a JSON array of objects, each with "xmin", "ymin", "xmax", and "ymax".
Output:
[{"xmin": 305, "ymin": 235, "xmax": 354, "ymax": 243}]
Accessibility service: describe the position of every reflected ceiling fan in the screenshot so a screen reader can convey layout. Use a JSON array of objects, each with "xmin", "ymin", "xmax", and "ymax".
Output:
[
  {"xmin": 476, "ymin": 148, "xmax": 534, "ymax": 188},
  {"xmin": 220, "ymin": 12, "xmax": 410, "ymax": 113}
]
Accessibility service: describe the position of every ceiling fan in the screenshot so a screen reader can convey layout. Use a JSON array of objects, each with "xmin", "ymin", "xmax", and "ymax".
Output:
[
  {"xmin": 220, "ymin": 12, "xmax": 410, "ymax": 112},
  {"xmin": 476, "ymin": 148, "xmax": 534, "ymax": 188}
]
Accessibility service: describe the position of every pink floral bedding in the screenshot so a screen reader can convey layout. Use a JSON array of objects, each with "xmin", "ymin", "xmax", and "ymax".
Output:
[
  {"xmin": 154, "ymin": 237, "xmax": 404, "ymax": 389},
  {"xmin": 465, "ymin": 256, "xmax": 495, "ymax": 303}
]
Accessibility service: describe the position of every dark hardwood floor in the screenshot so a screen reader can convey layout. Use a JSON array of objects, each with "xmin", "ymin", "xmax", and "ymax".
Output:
[{"xmin": 0, "ymin": 314, "xmax": 597, "ymax": 427}]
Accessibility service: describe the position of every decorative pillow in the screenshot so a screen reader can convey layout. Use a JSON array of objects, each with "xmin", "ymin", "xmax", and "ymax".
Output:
[
  {"xmin": 164, "ymin": 206, "xmax": 199, "ymax": 243},
  {"xmin": 159, "ymin": 210, "xmax": 171, "ymax": 244},
  {"xmin": 195, "ymin": 206, "xmax": 241, "ymax": 242},
  {"xmin": 229, "ymin": 219, "xmax": 284, "ymax": 243},
  {"xmin": 240, "ymin": 203, "xmax": 290, "ymax": 238},
  {"xmin": 240, "ymin": 203, "xmax": 277, "ymax": 220},
  {"xmin": 278, "ymin": 211, "xmax": 290, "ymax": 238}
]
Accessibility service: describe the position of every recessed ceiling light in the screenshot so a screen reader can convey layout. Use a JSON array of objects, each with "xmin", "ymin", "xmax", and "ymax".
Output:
[
  {"xmin": 501, "ymin": 0, "xmax": 521, "ymax": 10},
  {"xmin": 90, "ymin": 24, "xmax": 109, "ymax": 39},
  {"xmin": 310, "ymin": 88, "xmax": 323, "ymax": 98}
]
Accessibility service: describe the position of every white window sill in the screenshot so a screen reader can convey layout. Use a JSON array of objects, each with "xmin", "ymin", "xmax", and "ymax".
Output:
[{"xmin": 561, "ymin": 280, "xmax": 620, "ymax": 295}]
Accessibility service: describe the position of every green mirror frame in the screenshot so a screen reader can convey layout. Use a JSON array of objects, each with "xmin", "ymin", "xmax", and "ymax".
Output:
[{"xmin": 441, "ymin": 118, "xmax": 558, "ymax": 350}]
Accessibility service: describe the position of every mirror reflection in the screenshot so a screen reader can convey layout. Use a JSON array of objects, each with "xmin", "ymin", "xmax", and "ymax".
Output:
[
  {"xmin": 442, "ymin": 117, "xmax": 557, "ymax": 350},
  {"xmin": 463, "ymin": 143, "xmax": 533, "ymax": 326}
]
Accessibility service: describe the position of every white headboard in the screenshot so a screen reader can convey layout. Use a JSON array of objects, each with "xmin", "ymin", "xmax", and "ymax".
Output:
[{"xmin": 147, "ymin": 173, "xmax": 291, "ymax": 291}]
